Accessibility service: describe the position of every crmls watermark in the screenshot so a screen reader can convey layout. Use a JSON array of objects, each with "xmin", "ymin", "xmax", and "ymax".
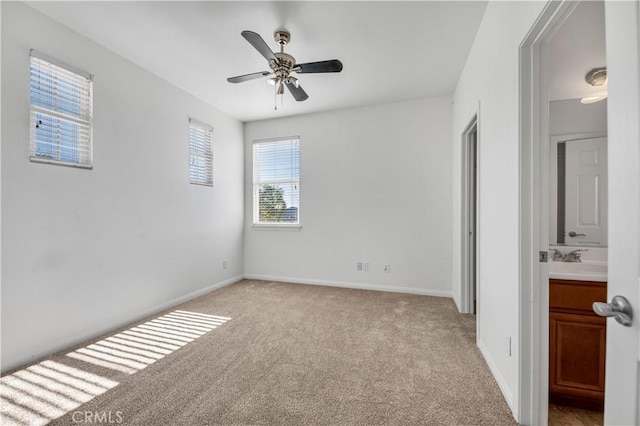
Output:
[{"xmin": 72, "ymin": 411, "xmax": 124, "ymax": 424}]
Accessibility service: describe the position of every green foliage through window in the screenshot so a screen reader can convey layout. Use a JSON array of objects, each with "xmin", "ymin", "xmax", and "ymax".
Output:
[
  {"xmin": 259, "ymin": 184, "xmax": 287, "ymax": 222},
  {"xmin": 253, "ymin": 138, "xmax": 300, "ymax": 224}
]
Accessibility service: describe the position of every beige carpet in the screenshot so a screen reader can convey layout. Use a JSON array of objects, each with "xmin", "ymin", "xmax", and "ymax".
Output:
[{"xmin": 2, "ymin": 280, "xmax": 516, "ymax": 425}]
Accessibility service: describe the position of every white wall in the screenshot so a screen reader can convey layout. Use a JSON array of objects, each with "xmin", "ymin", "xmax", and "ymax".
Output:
[
  {"xmin": 549, "ymin": 98, "xmax": 607, "ymax": 136},
  {"xmin": 244, "ymin": 97, "xmax": 453, "ymax": 297},
  {"xmin": 451, "ymin": 1, "xmax": 547, "ymax": 419},
  {"xmin": 1, "ymin": 2, "xmax": 244, "ymax": 372}
]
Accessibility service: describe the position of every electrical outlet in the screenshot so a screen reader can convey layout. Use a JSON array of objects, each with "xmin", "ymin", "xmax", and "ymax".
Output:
[
  {"xmin": 363, "ymin": 262, "xmax": 369, "ymax": 271},
  {"xmin": 223, "ymin": 261, "xmax": 229, "ymax": 269},
  {"xmin": 357, "ymin": 262, "xmax": 363, "ymax": 271},
  {"xmin": 383, "ymin": 264, "xmax": 391, "ymax": 273}
]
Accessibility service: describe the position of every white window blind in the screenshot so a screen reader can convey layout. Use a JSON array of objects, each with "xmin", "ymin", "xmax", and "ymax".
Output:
[
  {"xmin": 253, "ymin": 137, "xmax": 300, "ymax": 224},
  {"xmin": 189, "ymin": 118, "xmax": 213, "ymax": 186},
  {"xmin": 29, "ymin": 50, "xmax": 93, "ymax": 168}
]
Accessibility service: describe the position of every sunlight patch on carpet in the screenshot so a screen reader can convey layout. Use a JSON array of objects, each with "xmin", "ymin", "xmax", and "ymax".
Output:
[
  {"xmin": 66, "ymin": 310, "xmax": 230, "ymax": 374},
  {"xmin": 0, "ymin": 310, "xmax": 230, "ymax": 425}
]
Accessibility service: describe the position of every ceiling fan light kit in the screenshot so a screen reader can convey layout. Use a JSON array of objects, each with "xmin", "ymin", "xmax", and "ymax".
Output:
[{"xmin": 227, "ymin": 29, "xmax": 343, "ymax": 109}]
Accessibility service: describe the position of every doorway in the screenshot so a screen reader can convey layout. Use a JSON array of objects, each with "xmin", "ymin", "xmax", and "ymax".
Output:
[
  {"xmin": 544, "ymin": 1, "xmax": 608, "ymax": 424},
  {"xmin": 517, "ymin": 0, "xmax": 640, "ymax": 425},
  {"xmin": 520, "ymin": 1, "xmax": 640, "ymax": 425},
  {"xmin": 461, "ymin": 116, "xmax": 478, "ymax": 316}
]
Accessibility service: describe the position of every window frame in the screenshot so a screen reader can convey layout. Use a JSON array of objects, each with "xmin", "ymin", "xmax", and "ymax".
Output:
[
  {"xmin": 29, "ymin": 49, "xmax": 94, "ymax": 169},
  {"xmin": 188, "ymin": 118, "xmax": 214, "ymax": 187},
  {"xmin": 252, "ymin": 136, "xmax": 301, "ymax": 228}
]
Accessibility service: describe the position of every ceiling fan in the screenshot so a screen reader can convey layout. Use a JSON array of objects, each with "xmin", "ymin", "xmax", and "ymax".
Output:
[{"xmin": 227, "ymin": 30, "xmax": 343, "ymax": 103}]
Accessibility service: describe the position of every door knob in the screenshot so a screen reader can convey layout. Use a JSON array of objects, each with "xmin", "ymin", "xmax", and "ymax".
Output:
[
  {"xmin": 593, "ymin": 295, "xmax": 633, "ymax": 327},
  {"xmin": 568, "ymin": 231, "xmax": 586, "ymax": 237}
]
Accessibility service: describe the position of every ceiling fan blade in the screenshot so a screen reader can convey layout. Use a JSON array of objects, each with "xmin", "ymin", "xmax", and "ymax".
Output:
[
  {"xmin": 227, "ymin": 71, "xmax": 272, "ymax": 84},
  {"xmin": 241, "ymin": 31, "xmax": 277, "ymax": 62},
  {"xmin": 296, "ymin": 59, "xmax": 343, "ymax": 74},
  {"xmin": 285, "ymin": 81, "xmax": 309, "ymax": 102}
]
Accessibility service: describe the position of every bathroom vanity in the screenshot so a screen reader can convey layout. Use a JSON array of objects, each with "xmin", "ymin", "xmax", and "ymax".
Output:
[{"xmin": 548, "ymin": 253, "xmax": 608, "ymax": 411}]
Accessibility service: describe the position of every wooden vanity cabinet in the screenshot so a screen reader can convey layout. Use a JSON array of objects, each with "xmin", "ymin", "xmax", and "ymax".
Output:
[{"xmin": 549, "ymin": 279, "xmax": 607, "ymax": 411}]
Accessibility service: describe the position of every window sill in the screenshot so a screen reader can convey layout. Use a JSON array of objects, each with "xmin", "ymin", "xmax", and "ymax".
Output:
[
  {"xmin": 251, "ymin": 224, "xmax": 302, "ymax": 231},
  {"xmin": 30, "ymin": 156, "xmax": 93, "ymax": 169},
  {"xmin": 189, "ymin": 181, "xmax": 213, "ymax": 187}
]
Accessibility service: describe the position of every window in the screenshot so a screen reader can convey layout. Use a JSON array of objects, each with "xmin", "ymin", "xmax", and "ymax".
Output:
[
  {"xmin": 188, "ymin": 118, "xmax": 213, "ymax": 186},
  {"xmin": 253, "ymin": 137, "xmax": 300, "ymax": 225},
  {"xmin": 29, "ymin": 50, "xmax": 93, "ymax": 168}
]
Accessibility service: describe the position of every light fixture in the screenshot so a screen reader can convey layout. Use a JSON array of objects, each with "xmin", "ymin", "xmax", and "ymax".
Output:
[
  {"xmin": 267, "ymin": 76, "xmax": 286, "ymax": 109},
  {"xmin": 580, "ymin": 67, "xmax": 607, "ymax": 104},
  {"xmin": 580, "ymin": 95, "xmax": 607, "ymax": 105},
  {"xmin": 287, "ymin": 76, "xmax": 299, "ymax": 88},
  {"xmin": 585, "ymin": 67, "xmax": 607, "ymax": 86}
]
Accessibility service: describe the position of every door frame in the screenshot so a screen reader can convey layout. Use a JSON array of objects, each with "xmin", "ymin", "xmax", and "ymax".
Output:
[
  {"xmin": 461, "ymin": 113, "xmax": 479, "ymax": 317},
  {"xmin": 518, "ymin": 1, "xmax": 580, "ymax": 424}
]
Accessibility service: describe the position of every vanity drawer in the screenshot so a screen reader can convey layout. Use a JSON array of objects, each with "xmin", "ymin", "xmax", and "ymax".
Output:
[{"xmin": 549, "ymin": 279, "xmax": 607, "ymax": 314}]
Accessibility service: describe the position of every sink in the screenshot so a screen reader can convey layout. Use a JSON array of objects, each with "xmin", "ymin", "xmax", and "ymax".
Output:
[{"xmin": 548, "ymin": 260, "xmax": 607, "ymax": 282}]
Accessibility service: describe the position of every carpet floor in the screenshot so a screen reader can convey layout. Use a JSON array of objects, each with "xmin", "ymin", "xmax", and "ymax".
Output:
[{"xmin": 2, "ymin": 280, "xmax": 516, "ymax": 425}]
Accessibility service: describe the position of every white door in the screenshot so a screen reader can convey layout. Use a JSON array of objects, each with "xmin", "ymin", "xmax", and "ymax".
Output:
[
  {"xmin": 565, "ymin": 137, "xmax": 607, "ymax": 245},
  {"xmin": 602, "ymin": 1, "xmax": 639, "ymax": 424}
]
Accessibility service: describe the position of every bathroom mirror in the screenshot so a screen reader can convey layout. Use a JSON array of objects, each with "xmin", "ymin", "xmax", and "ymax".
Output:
[
  {"xmin": 550, "ymin": 134, "xmax": 608, "ymax": 247},
  {"xmin": 549, "ymin": 100, "xmax": 608, "ymax": 247}
]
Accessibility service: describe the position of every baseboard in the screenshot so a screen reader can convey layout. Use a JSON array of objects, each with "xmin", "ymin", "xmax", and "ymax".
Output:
[
  {"xmin": 2, "ymin": 275, "xmax": 243, "ymax": 374},
  {"xmin": 452, "ymin": 293, "xmax": 463, "ymax": 312},
  {"xmin": 244, "ymin": 274, "xmax": 452, "ymax": 298},
  {"xmin": 477, "ymin": 339, "xmax": 516, "ymax": 417}
]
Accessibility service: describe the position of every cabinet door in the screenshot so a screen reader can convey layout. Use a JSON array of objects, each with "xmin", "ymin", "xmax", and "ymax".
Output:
[{"xmin": 549, "ymin": 312, "xmax": 606, "ymax": 402}]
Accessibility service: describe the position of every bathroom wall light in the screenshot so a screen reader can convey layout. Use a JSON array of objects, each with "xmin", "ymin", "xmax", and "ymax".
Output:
[
  {"xmin": 580, "ymin": 67, "xmax": 607, "ymax": 104},
  {"xmin": 580, "ymin": 95, "xmax": 607, "ymax": 104}
]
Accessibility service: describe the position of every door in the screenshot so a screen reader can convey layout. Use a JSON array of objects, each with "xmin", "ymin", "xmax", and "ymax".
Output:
[
  {"xmin": 564, "ymin": 137, "xmax": 607, "ymax": 245},
  {"xmin": 468, "ymin": 127, "xmax": 477, "ymax": 314},
  {"xmin": 602, "ymin": 1, "xmax": 639, "ymax": 424}
]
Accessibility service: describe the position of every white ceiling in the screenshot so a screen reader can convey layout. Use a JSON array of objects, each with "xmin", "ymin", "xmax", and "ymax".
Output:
[
  {"xmin": 549, "ymin": 1, "xmax": 606, "ymax": 102},
  {"xmin": 26, "ymin": 1, "xmax": 488, "ymax": 122}
]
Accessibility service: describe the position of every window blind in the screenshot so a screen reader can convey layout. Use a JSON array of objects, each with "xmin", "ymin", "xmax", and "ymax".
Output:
[
  {"xmin": 253, "ymin": 137, "xmax": 300, "ymax": 224},
  {"xmin": 189, "ymin": 118, "xmax": 213, "ymax": 186},
  {"xmin": 29, "ymin": 50, "xmax": 93, "ymax": 168}
]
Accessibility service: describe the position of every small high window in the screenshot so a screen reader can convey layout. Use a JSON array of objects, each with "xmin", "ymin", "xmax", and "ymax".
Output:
[
  {"xmin": 29, "ymin": 50, "xmax": 93, "ymax": 168},
  {"xmin": 188, "ymin": 118, "xmax": 213, "ymax": 186},
  {"xmin": 253, "ymin": 137, "xmax": 300, "ymax": 225}
]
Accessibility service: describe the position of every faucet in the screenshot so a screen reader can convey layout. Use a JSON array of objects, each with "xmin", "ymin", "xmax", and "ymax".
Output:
[
  {"xmin": 563, "ymin": 249, "xmax": 588, "ymax": 262},
  {"xmin": 549, "ymin": 248, "xmax": 565, "ymax": 261}
]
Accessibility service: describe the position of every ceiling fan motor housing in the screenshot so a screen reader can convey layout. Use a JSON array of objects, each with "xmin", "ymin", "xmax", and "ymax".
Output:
[{"xmin": 271, "ymin": 52, "xmax": 296, "ymax": 79}]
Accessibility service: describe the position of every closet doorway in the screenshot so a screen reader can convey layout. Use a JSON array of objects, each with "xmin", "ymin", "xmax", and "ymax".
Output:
[{"xmin": 461, "ymin": 115, "xmax": 478, "ymax": 316}]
